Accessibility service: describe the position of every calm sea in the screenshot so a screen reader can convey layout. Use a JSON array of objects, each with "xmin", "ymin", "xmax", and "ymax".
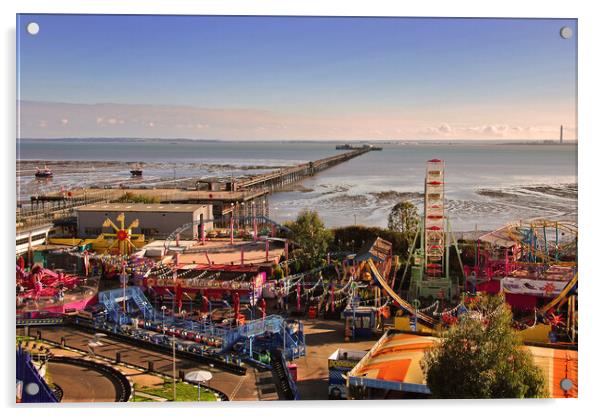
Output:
[{"xmin": 17, "ymin": 140, "xmax": 577, "ymax": 231}]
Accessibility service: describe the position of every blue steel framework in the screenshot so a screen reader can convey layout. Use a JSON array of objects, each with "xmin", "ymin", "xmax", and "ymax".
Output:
[{"xmin": 97, "ymin": 287, "xmax": 305, "ymax": 362}]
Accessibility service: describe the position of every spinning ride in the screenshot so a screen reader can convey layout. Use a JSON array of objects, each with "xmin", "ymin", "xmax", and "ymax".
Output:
[{"xmin": 102, "ymin": 213, "xmax": 143, "ymax": 255}]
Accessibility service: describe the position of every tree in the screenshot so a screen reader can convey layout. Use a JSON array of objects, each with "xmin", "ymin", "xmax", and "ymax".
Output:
[
  {"xmin": 421, "ymin": 294, "xmax": 547, "ymax": 399},
  {"xmin": 387, "ymin": 201, "xmax": 419, "ymax": 235},
  {"xmin": 272, "ymin": 264, "xmax": 284, "ymax": 280},
  {"xmin": 286, "ymin": 210, "xmax": 333, "ymax": 269}
]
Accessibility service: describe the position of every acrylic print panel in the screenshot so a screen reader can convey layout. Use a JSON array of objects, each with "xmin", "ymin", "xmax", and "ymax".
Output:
[{"xmin": 16, "ymin": 14, "xmax": 577, "ymax": 403}]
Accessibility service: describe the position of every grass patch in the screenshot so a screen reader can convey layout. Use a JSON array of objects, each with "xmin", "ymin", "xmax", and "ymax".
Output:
[
  {"xmin": 132, "ymin": 395, "xmax": 156, "ymax": 402},
  {"xmin": 135, "ymin": 381, "xmax": 217, "ymax": 402}
]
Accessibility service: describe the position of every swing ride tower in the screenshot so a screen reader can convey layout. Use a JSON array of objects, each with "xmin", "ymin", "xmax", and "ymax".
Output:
[{"xmin": 406, "ymin": 159, "xmax": 463, "ymax": 301}]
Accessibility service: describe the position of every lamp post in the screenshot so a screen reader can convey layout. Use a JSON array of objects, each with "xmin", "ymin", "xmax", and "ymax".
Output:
[
  {"xmin": 412, "ymin": 299, "xmax": 421, "ymax": 333},
  {"xmin": 235, "ymin": 202, "xmax": 239, "ymax": 232},
  {"xmin": 230, "ymin": 203, "xmax": 235, "ymax": 245},
  {"xmin": 252, "ymin": 201, "xmax": 257, "ymax": 241},
  {"xmin": 120, "ymin": 262, "xmax": 128, "ymax": 324},
  {"xmin": 169, "ymin": 272, "xmax": 177, "ymax": 402},
  {"xmin": 241, "ymin": 202, "xmax": 245, "ymax": 227},
  {"xmin": 351, "ymin": 281, "xmax": 357, "ymax": 341},
  {"xmin": 161, "ymin": 305, "xmax": 166, "ymax": 333},
  {"xmin": 172, "ymin": 330, "xmax": 176, "ymax": 401},
  {"xmin": 251, "ymin": 280, "xmax": 255, "ymax": 321}
]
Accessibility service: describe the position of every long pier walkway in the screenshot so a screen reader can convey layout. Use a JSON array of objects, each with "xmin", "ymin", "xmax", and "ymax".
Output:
[
  {"xmin": 16, "ymin": 148, "xmax": 373, "ymax": 231},
  {"xmin": 237, "ymin": 147, "xmax": 372, "ymax": 190}
]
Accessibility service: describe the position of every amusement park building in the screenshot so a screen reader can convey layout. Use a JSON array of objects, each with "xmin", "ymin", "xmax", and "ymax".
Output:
[{"xmin": 75, "ymin": 203, "xmax": 213, "ymax": 239}]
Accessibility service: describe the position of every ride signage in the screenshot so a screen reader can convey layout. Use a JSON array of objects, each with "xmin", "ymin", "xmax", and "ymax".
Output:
[{"xmin": 501, "ymin": 277, "xmax": 568, "ymax": 297}]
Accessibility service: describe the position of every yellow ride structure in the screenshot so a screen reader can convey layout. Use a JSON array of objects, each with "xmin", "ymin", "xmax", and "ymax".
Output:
[
  {"xmin": 48, "ymin": 212, "xmax": 146, "ymax": 255},
  {"xmin": 101, "ymin": 212, "xmax": 144, "ymax": 255}
]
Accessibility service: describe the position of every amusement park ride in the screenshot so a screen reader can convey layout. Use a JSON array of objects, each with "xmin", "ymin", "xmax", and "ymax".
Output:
[
  {"xmin": 469, "ymin": 218, "xmax": 579, "ymax": 342},
  {"xmin": 402, "ymin": 159, "xmax": 464, "ymax": 301},
  {"xmin": 101, "ymin": 213, "xmax": 143, "ymax": 255},
  {"xmin": 48, "ymin": 212, "xmax": 146, "ymax": 255},
  {"xmin": 345, "ymin": 160, "xmax": 577, "ymax": 343}
]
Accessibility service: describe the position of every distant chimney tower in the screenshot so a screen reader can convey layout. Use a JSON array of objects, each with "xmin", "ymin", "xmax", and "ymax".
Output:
[{"xmin": 560, "ymin": 125, "xmax": 564, "ymax": 144}]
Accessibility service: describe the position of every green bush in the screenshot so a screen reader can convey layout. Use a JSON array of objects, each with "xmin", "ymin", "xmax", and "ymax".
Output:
[
  {"xmin": 331, "ymin": 225, "xmax": 412, "ymax": 257},
  {"xmin": 114, "ymin": 192, "xmax": 161, "ymax": 204}
]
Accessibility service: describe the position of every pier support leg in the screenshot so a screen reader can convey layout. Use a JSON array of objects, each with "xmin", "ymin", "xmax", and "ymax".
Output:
[{"xmin": 265, "ymin": 239, "xmax": 270, "ymax": 262}]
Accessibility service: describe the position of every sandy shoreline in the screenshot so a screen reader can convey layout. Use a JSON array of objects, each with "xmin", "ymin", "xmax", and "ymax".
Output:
[{"xmin": 17, "ymin": 160, "xmax": 293, "ymax": 176}]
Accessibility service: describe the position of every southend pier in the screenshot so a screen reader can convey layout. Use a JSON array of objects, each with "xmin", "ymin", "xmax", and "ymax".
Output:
[{"xmin": 17, "ymin": 147, "xmax": 375, "ymax": 236}]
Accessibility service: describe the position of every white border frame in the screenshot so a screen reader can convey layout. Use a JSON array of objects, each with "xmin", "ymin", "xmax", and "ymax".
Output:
[{"xmin": 2, "ymin": 1, "xmax": 599, "ymax": 415}]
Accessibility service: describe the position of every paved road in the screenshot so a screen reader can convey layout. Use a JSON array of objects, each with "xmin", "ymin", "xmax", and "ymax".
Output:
[
  {"xmin": 37, "ymin": 326, "xmax": 260, "ymax": 401},
  {"xmin": 30, "ymin": 317, "xmax": 380, "ymax": 401},
  {"xmin": 48, "ymin": 362, "xmax": 118, "ymax": 402},
  {"xmin": 294, "ymin": 319, "xmax": 378, "ymax": 400}
]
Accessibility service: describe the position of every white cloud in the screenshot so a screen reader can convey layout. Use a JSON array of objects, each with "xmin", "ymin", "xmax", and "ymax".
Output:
[
  {"xmin": 17, "ymin": 100, "xmax": 575, "ymax": 141},
  {"xmin": 438, "ymin": 123, "xmax": 452, "ymax": 133}
]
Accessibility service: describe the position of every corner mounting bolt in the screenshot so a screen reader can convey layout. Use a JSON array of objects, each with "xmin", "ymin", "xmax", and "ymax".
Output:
[{"xmin": 26, "ymin": 22, "xmax": 40, "ymax": 35}]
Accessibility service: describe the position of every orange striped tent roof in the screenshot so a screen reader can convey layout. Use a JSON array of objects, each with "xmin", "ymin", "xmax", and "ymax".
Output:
[
  {"xmin": 348, "ymin": 332, "xmax": 436, "ymax": 391},
  {"xmin": 348, "ymin": 331, "xmax": 577, "ymax": 398},
  {"xmin": 528, "ymin": 346, "xmax": 578, "ymax": 398}
]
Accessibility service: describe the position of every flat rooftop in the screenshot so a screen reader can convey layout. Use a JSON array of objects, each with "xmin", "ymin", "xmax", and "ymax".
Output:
[
  {"xmin": 76, "ymin": 203, "xmax": 209, "ymax": 213},
  {"xmin": 176, "ymin": 239, "xmax": 285, "ymax": 266}
]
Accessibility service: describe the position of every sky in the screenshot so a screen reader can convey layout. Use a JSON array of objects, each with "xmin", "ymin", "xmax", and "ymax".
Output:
[{"xmin": 17, "ymin": 14, "xmax": 577, "ymax": 140}]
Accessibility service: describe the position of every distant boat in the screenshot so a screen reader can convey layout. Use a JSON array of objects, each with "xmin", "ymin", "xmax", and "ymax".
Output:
[
  {"xmin": 336, "ymin": 143, "xmax": 382, "ymax": 151},
  {"xmin": 130, "ymin": 166, "xmax": 143, "ymax": 176},
  {"xmin": 34, "ymin": 166, "xmax": 53, "ymax": 178}
]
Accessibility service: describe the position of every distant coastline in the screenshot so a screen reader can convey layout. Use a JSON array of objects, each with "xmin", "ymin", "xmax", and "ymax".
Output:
[{"xmin": 17, "ymin": 137, "xmax": 578, "ymax": 145}]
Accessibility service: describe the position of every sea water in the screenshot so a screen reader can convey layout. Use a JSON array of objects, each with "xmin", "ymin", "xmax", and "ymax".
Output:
[{"xmin": 17, "ymin": 140, "xmax": 577, "ymax": 231}]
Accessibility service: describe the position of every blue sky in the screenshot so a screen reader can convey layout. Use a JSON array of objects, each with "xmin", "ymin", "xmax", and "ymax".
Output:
[{"xmin": 17, "ymin": 15, "xmax": 577, "ymax": 140}]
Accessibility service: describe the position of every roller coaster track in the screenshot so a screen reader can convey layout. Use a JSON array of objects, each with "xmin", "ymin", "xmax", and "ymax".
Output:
[
  {"xmin": 503, "ymin": 220, "xmax": 578, "ymax": 264},
  {"xmin": 539, "ymin": 273, "xmax": 578, "ymax": 315},
  {"xmin": 366, "ymin": 259, "xmax": 436, "ymax": 327}
]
